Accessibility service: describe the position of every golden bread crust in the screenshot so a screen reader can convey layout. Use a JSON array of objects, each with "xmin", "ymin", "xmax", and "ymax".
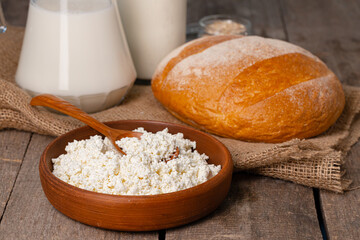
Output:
[{"xmin": 151, "ymin": 35, "xmax": 345, "ymax": 142}]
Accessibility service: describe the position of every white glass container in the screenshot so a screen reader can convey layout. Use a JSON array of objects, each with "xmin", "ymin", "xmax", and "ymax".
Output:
[
  {"xmin": 117, "ymin": 0, "xmax": 187, "ymax": 80},
  {"xmin": 16, "ymin": 0, "xmax": 136, "ymax": 113}
]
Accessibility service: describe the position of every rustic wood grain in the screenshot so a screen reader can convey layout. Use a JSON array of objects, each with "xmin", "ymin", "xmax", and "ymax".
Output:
[
  {"xmin": 1, "ymin": 0, "xmax": 28, "ymax": 26},
  {"xmin": 187, "ymin": 0, "xmax": 251, "ymax": 24},
  {"xmin": 280, "ymin": 0, "xmax": 360, "ymax": 239},
  {"xmin": 250, "ymin": 0, "xmax": 286, "ymax": 40},
  {"xmin": 0, "ymin": 134, "xmax": 158, "ymax": 239},
  {"xmin": 167, "ymin": 173, "xmax": 322, "ymax": 240},
  {"xmin": 168, "ymin": 0, "xmax": 322, "ymax": 239},
  {"xmin": 321, "ymin": 141, "xmax": 360, "ymax": 239},
  {"xmin": 0, "ymin": 130, "xmax": 31, "ymax": 219}
]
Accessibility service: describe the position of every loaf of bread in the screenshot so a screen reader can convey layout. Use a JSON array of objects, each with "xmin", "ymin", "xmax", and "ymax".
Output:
[{"xmin": 151, "ymin": 35, "xmax": 345, "ymax": 142}]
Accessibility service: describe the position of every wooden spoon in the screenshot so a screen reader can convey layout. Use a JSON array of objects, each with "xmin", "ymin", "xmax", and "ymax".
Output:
[{"xmin": 30, "ymin": 94, "xmax": 179, "ymax": 159}]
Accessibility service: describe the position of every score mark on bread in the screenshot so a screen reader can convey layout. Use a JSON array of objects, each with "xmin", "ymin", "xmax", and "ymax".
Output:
[{"xmin": 152, "ymin": 35, "xmax": 345, "ymax": 143}]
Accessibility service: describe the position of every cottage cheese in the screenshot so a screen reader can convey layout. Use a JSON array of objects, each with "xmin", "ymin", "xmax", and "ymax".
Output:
[{"xmin": 52, "ymin": 128, "xmax": 221, "ymax": 195}]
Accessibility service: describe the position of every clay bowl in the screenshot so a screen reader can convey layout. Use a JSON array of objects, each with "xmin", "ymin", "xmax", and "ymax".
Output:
[{"xmin": 39, "ymin": 120, "xmax": 233, "ymax": 231}]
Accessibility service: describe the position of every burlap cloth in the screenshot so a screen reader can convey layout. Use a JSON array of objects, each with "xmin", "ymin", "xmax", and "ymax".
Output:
[{"xmin": 2, "ymin": 27, "xmax": 360, "ymax": 193}]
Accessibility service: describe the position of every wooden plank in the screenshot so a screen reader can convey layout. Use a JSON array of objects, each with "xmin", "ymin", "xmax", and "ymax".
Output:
[
  {"xmin": 250, "ymin": 0, "xmax": 287, "ymax": 40},
  {"xmin": 0, "ymin": 130, "xmax": 31, "ymax": 219},
  {"xmin": 167, "ymin": 173, "xmax": 322, "ymax": 240},
  {"xmin": 168, "ymin": 0, "xmax": 322, "ymax": 239},
  {"xmin": 187, "ymin": 0, "xmax": 252, "ymax": 24},
  {"xmin": 0, "ymin": 134, "xmax": 158, "ymax": 239},
  {"xmin": 280, "ymin": 0, "xmax": 360, "ymax": 239},
  {"xmin": 321, "ymin": 141, "xmax": 360, "ymax": 239},
  {"xmin": 1, "ymin": 0, "xmax": 29, "ymax": 26}
]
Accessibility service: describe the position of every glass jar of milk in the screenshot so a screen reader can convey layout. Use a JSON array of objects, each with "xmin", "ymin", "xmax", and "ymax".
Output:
[
  {"xmin": 16, "ymin": 0, "xmax": 136, "ymax": 113},
  {"xmin": 117, "ymin": 0, "xmax": 187, "ymax": 80}
]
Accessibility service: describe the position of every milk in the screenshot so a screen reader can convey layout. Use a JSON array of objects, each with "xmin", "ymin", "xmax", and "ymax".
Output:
[
  {"xmin": 16, "ymin": 0, "xmax": 136, "ymax": 113},
  {"xmin": 117, "ymin": 0, "xmax": 187, "ymax": 79}
]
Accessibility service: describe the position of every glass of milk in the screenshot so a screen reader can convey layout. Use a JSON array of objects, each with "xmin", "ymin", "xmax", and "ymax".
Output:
[
  {"xmin": 16, "ymin": 0, "xmax": 136, "ymax": 113},
  {"xmin": 117, "ymin": 0, "xmax": 187, "ymax": 80}
]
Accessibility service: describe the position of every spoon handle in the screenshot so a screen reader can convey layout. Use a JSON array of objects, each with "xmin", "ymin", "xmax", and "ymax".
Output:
[{"xmin": 30, "ymin": 94, "xmax": 115, "ymax": 137}]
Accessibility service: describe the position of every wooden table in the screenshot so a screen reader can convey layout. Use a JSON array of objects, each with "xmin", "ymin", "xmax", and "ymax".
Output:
[{"xmin": 1, "ymin": 0, "xmax": 359, "ymax": 239}]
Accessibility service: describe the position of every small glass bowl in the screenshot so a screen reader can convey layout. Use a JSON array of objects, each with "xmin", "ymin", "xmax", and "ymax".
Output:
[{"xmin": 199, "ymin": 14, "xmax": 251, "ymax": 37}]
